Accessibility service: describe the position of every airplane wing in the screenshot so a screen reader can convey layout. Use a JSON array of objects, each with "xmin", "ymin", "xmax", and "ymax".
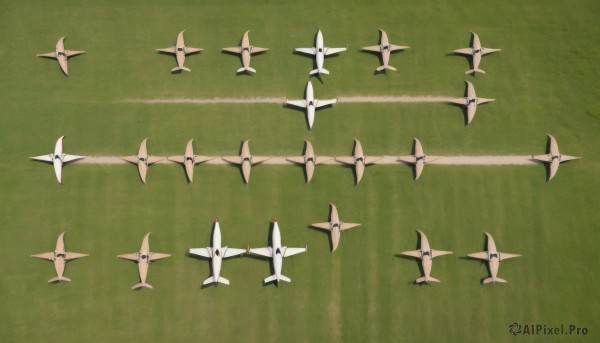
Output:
[
  {"xmin": 251, "ymin": 156, "xmax": 271, "ymax": 164},
  {"xmin": 194, "ymin": 156, "xmax": 213, "ymax": 164},
  {"xmin": 335, "ymin": 156, "xmax": 355, "ymax": 165},
  {"xmin": 156, "ymin": 47, "xmax": 176, "ymax": 54},
  {"xmin": 37, "ymin": 52, "xmax": 57, "ymax": 58},
  {"xmin": 31, "ymin": 252, "xmax": 54, "ymax": 260},
  {"xmin": 531, "ymin": 154, "xmax": 552, "ymax": 162},
  {"xmin": 315, "ymin": 156, "xmax": 333, "ymax": 164},
  {"xmin": 30, "ymin": 154, "xmax": 53, "ymax": 162},
  {"xmin": 286, "ymin": 100, "xmax": 307, "ymax": 108},
  {"xmin": 311, "ymin": 222, "xmax": 331, "ymax": 231},
  {"xmin": 499, "ymin": 252, "xmax": 521, "ymax": 261},
  {"xmin": 400, "ymin": 250, "xmax": 421, "ymax": 258},
  {"xmin": 431, "ymin": 250, "xmax": 453, "ymax": 258},
  {"xmin": 189, "ymin": 248, "xmax": 211, "ymax": 258},
  {"xmin": 467, "ymin": 252, "xmax": 488, "ymax": 260},
  {"xmin": 361, "ymin": 45, "xmax": 380, "ymax": 52},
  {"xmin": 149, "ymin": 253, "xmax": 171, "ymax": 261},
  {"xmin": 222, "ymin": 156, "xmax": 243, "ymax": 164},
  {"xmin": 448, "ymin": 97, "xmax": 468, "ymax": 106},
  {"xmin": 364, "ymin": 156, "xmax": 383, "ymax": 165},
  {"xmin": 117, "ymin": 253, "xmax": 139, "ymax": 261},
  {"xmin": 341, "ymin": 223, "xmax": 361, "ymax": 231},
  {"xmin": 324, "ymin": 47, "xmax": 347, "ymax": 55},
  {"xmin": 295, "ymin": 48, "xmax": 316, "ymax": 55},
  {"xmin": 477, "ymin": 98, "xmax": 495, "ymax": 105},
  {"xmin": 63, "ymin": 154, "xmax": 85, "ymax": 163},
  {"xmin": 222, "ymin": 47, "xmax": 241, "ymax": 54},
  {"xmin": 121, "ymin": 156, "xmax": 139, "ymax": 164},
  {"xmin": 249, "ymin": 247, "xmax": 272, "ymax": 257},
  {"xmin": 223, "ymin": 247, "xmax": 246, "ymax": 258},
  {"xmin": 168, "ymin": 156, "xmax": 185, "ymax": 164},
  {"xmin": 560, "ymin": 155, "xmax": 581, "ymax": 162},
  {"xmin": 482, "ymin": 48, "xmax": 502, "ymax": 55},
  {"xmin": 147, "ymin": 156, "xmax": 165, "ymax": 165},
  {"xmin": 65, "ymin": 252, "xmax": 88, "ymax": 261},
  {"xmin": 389, "ymin": 45, "xmax": 409, "ymax": 51},
  {"xmin": 315, "ymin": 99, "xmax": 337, "ymax": 108},
  {"xmin": 251, "ymin": 47, "xmax": 269, "ymax": 53},
  {"xmin": 66, "ymin": 50, "xmax": 85, "ymax": 57},
  {"xmin": 283, "ymin": 247, "xmax": 306, "ymax": 257},
  {"xmin": 453, "ymin": 48, "xmax": 473, "ymax": 55},
  {"xmin": 186, "ymin": 47, "xmax": 203, "ymax": 54},
  {"xmin": 286, "ymin": 156, "xmax": 306, "ymax": 165}
]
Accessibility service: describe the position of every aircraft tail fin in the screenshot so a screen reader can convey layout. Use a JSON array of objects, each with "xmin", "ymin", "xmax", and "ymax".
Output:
[
  {"xmin": 218, "ymin": 276, "xmax": 230, "ymax": 285},
  {"xmin": 310, "ymin": 68, "xmax": 329, "ymax": 75},
  {"xmin": 483, "ymin": 277, "xmax": 506, "ymax": 284},
  {"xmin": 237, "ymin": 66, "xmax": 256, "ymax": 73},
  {"xmin": 264, "ymin": 274, "xmax": 291, "ymax": 284},
  {"xmin": 417, "ymin": 276, "xmax": 440, "ymax": 283},
  {"xmin": 376, "ymin": 65, "xmax": 397, "ymax": 72},
  {"xmin": 48, "ymin": 276, "xmax": 71, "ymax": 283},
  {"xmin": 132, "ymin": 282, "xmax": 153, "ymax": 289},
  {"xmin": 466, "ymin": 68, "xmax": 485, "ymax": 74},
  {"xmin": 171, "ymin": 66, "xmax": 191, "ymax": 72}
]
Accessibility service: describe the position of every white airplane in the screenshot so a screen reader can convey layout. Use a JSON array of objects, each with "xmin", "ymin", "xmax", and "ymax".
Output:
[
  {"xmin": 467, "ymin": 232, "xmax": 520, "ymax": 284},
  {"xmin": 248, "ymin": 219, "xmax": 307, "ymax": 284},
  {"xmin": 361, "ymin": 29, "xmax": 409, "ymax": 72},
  {"xmin": 398, "ymin": 138, "xmax": 441, "ymax": 180},
  {"xmin": 448, "ymin": 80, "xmax": 495, "ymax": 125},
  {"xmin": 335, "ymin": 139, "xmax": 383, "ymax": 185},
  {"xmin": 156, "ymin": 30, "xmax": 203, "ymax": 72},
  {"xmin": 37, "ymin": 37, "xmax": 85, "ymax": 76},
  {"xmin": 532, "ymin": 134, "xmax": 581, "ymax": 181},
  {"xmin": 295, "ymin": 29, "xmax": 346, "ymax": 75},
  {"xmin": 168, "ymin": 139, "xmax": 212, "ymax": 183},
  {"xmin": 222, "ymin": 30, "xmax": 269, "ymax": 73},
  {"xmin": 400, "ymin": 230, "xmax": 452, "ymax": 283},
  {"xmin": 189, "ymin": 220, "xmax": 246, "ymax": 286},
  {"xmin": 453, "ymin": 32, "xmax": 501, "ymax": 74},
  {"xmin": 285, "ymin": 80, "xmax": 337, "ymax": 129},
  {"xmin": 30, "ymin": 136, "xmax": 85, "ymax": 184}
]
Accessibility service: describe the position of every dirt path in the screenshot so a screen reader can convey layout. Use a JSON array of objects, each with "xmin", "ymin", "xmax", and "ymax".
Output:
[{"xmin": 123, "ymin": 95, "xmax": 453, "ymax": 105}]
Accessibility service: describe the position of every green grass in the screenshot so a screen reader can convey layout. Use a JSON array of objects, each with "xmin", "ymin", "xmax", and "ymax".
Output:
[{"xmin": 1, "ymin": 0, "xmax": 599, "ymax": 341}]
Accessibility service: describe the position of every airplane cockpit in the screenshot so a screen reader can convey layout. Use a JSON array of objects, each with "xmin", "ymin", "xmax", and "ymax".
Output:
[
  {"xmin": 355, "ymin": 157, "xmax": 364, "ymax": 163},
  {"xmin": 186, "ymin": 156, "xmax": 194, "ymax": 162},
  {"xmin": 306, "ymin": 157, "xmax": 314, "ymax": 163},
  {"xmin": 243, "ymin": 157, "xmax": 251, "ymax": 162},
  {"xmin": 318, "ymin": 48, "xmax": 323, "ymax": 53},
  {"xmin": 474, "ymin": 49, "xmax": 481, "ymax": 54},
  {"xmin": 139, "ymin": 157, "xmax": 146, "ymax": 163},
  {"xmin": 275, "ymin": 248, "xmax": 282, "ymax": 255},
  {"xmin": 214, "ymin": 249, "xmax": 220, "ymax": 257},
  {"xmin": 177, "ymin": 47, "xmax": 184, "ymax": 52},
  {"xmin": 488, "ymin": 253, "xmax": 498, "ymax": 260},
  {"xmin": 416, "ymin": 155, "xmax": 425, "ymax": 162},
  {"xmin": 56, "ymin": 51, "xmax": 66, "ymax": 57},
  {"xmin": 140, "ymin": 254, "xmax": 148, "ymax": 260},
  {"xmin": 242, "ymin": 47, "xmax": 250, "ymax": 52},
  {"xmin": 468, "ymin": 98, "xmax": 477, "ymax": 105},
  {"xmin": 54, "ymin": 155, "xmax": 61, "ymax": 160},
  {"xmin": 308, "ymin": 101, "xmax": 314, "ymax": 107},
  {"xmin": 56, "ymin": 253, "xmax": 66, "ymax": 259}
]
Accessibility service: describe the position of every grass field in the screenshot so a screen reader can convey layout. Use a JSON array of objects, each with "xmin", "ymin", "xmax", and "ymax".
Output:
[{"xmin": 1, "ymin": 0, "xmax": 599, "ymax": 341}]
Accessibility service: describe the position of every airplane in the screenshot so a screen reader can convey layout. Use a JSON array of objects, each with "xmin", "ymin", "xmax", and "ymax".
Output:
[
  {"xmin": 285, "ymin": 80, "xmax": 337, "ymax": 129},
  {"xmin": 400, "ymin": 230, "xmax": 452, "ymax": 283},
  {"xmin": 156, "ymin": 30, "xmax": 203, "ymax": 72},
  {"xmin": 467, "ymin": 232, "xmax": 520, "ymax": 284},
  {"xmin": 248, "ymin": 218, "xmax": 306, "ymax": 284},
  {"xmin": 295, "ymin": 29, "xmax": 346, "ymax": 75},
  {"xmin": 30, "ymin": 136, "xmax": 85, "ymax": 184},
  {"xmin": 37, "ymin": 37, "xmax": 85, "ymax": 76},
  {"xmin": 398, "ymin": 138, "xmax": 441, "ymax": 180},
  {"xmin": 222, "ymin": 30, "xmax": 269, "ymax": 73},
  {"xmin": 448, "ymin": 80, "xmax": 495, "ymax": 125},
  {"xmin": 335, "ymin": 139, "xmax": 382, "ymax": 184},
  {"xmin": 532, "ymin": 134, "xmax": 581, "ymax": 181},
  {"xmin": 118, "ymin": 233, "xmax": 171, "ymax": 289},
  {"xmin": 453, "ymin": 32, "xmax": 501, "ymax": 74},
  {"xmin": 168, "ymin": 139, "xmax": 212, "ymax": 183},
  {"xmin": 31, "ymin": 232, "xmax": 88, "ymax": 283},
  {"xmin": 121, "ymin": 138, "xmax": 165, "ymax": 184},
  {"xmin": 188, "ymin": 219, "xmax": 246, "ymax": 286},
  {"xmin": 361, "ymin": 29, "xmax": 410, "ymax": 72},
  {"xmin": 222, "ymin": 140, "xmax": 271, "ymax": 183},
  {"xmin": 286, "ymin": 140, "xmax": 333, "ymax": 183},
  {"xmin": 310, "ymin": 203, "xmax": 361, "ymax": 252}
]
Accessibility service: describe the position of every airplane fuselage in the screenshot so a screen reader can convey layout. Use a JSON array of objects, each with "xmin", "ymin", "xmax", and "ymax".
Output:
[
  {"xmin": 52, "ymin": 138, "xmax": 65, "ymax": 183},
  {"xmin": 305, "ymin": 82, "xmax": 316, "ymax": 128},
  {"xmin": 137, "ymin": 251, "xmax": 150, "ymax": 284},
  {"xmin": 211, "ymin": 223, "xmax": 224, "ymax": 282},
  {"xmin": 315, "ymin": 31, "xmax": 325, "ymax": 72},
  {"xmin": 271, "ymin": 224, "xmax": 284, "ymax": 282},
  {"xmin": 52, "ymin": 252, "xmax": 67, "ymax": 278}
]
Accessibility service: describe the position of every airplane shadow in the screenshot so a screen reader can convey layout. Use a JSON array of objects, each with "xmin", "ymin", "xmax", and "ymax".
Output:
[
  {"xmin": 446, "ymin": 102, "xmax": 470, "ymax": 127},
  {"xmin": 306, "ymin": 225, "xmax": 334, "ymax": 252},
  {"xmin": 282, "ymin": 102, "xmax": 311, "ymax": 130}
]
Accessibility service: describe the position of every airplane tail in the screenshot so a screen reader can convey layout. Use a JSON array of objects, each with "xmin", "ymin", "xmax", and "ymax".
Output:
[
  {"xmin": 310, "ymin": 68, "xmax": 329, "ymax": 75},
  {"xmin": 171, "ymin": 66, "xmax": 191, "ymax": 72},
  {"xmin": 237, "ymin": 66, "xmax": 256, "ymax": 73},
  {"xmin": 132, "ymin": 282, "xmax": 153, "ymax": 289},
  {"xmin": 483, "ymin": 277, "xmax": 507, "ymax": 284},
  {"xmin": 264, "ymin": 274, "xmax": 291, "ymax": 284},
  {"xmin": 466, "ymin": 68, "xmax": 485, "ymax": 74},
  {"xmin": 203, "ymin": 276, "xmax": 230, "ymax": 286},
  {"xmin": 48, "ymin": 276, "xmax": 71, "ymax": 283},
  {"xmin": 416, "ymin": 276, "xmax": 440, "ymax": 283},
  {"xmin": 376, "ymin": 65, "xmax": 397, "ymax": 72}
]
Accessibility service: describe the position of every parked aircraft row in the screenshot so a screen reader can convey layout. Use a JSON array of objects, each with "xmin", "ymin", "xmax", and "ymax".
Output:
[
  {"xmin": 32, "ymin": 226, "xmax": 519, "ymax": 288},
  {"xmin": 37, "ymin": 31, "xmax": 497, "ymax": 76},
  {"xmin": 30, "ymin": 135, "xmax": 580, "ymax": 184}
]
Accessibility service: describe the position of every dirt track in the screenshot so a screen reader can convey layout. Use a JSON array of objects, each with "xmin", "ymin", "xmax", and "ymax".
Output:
[{"xmin": 123, "ymin": 95, "xmax": 453, "ymax": 105}]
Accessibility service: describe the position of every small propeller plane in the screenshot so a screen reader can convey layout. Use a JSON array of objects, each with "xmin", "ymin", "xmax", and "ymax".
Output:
[
  {"xmin": 400, "ymin": 230, "xmax": 452, "ymax": 283},
  {"xmin": 449, "ymin": 80, "xmax": 495, "ymax": 125},
  {"xmin": 189, "ymin": 219, "xmax": 246, "ymax": 286},
  {"xmin": 285, "ymin": 80, "xmax": 337, "ymax": 129},
  {"xmin": 118, "ymin": 233, "xmax": 171, "ymax": 290},
  {"xmin": 168, "ymin": 139, "xmax": 212, "ymax": 183},
  {"xmin": 398, "ymin": 138, "xmax": 441, "ymax": 180},
  {"xmin": 121, "ymin": 138, "xmax": 165, "ymax": 184},
  {"xmin": 286, "ymin": 140, "xmax": 333, "ymax": 183},
  {"xmin": 453, "ymin": 32, "xmax": 501, "ymax": 74},
  {"xmin": 295, "ymin": 29, "xmax": 346, "ymax": 75},
  {"xmin": 30, "ymin": 136, "xmax": 85, "ymax": 184},
  {"xmin": 361, "ymin": 29, "xmax": 409, "ymax": 72},
  {"xmin": 532, "ymin": 134, "xmax": 580, "ymax": 181},
  {"xmin": 31, "ymin": 232, "xmax": 88, "ymax": 283},
  {"xmin": 310, "ymin": 203, "xmax": 361, "ymax": 252},
  {"xmin": 336, "ymin": 139, "xmax": 382, "ymax": 185},
  {"xmin": 156, "ymin": 30, "xmax": 203, "ymax": 72},
  {"xmin": 467, "ymin": 232, "xmax": 520, "ymax": 284},
  {"xmin": 222, "ymin": 140, "xmax": 271, "ymax": 183},
  {"xmin": 37, "ymin": 37, "xmax": 85, "ymax": 75},
  {"xmin": 222, "ymin": 30, "xmax": 269, "ymax": 73},
  {"xmin": 248, "ymin": 219, "xmax": 307, "ymax": 284}
]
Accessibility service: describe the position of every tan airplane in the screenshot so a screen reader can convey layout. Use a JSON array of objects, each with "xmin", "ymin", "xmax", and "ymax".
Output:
[
  {"xmin": 400, "ymin": 230, "xmax": 452, "ymax": 283},
  {"xmin": 118, "ymin": 233, "xmax": 171, "ymax": 290},
  {"xmin": 222, "ymin": 30, "xmax": 269, "ymax": 73},
  {"xmin": 335, "ymin": 139, "xmax": 382, "ymax": 185},
  {"xmin": 361, "ymin": 29, "xmax": 409, "ymax": 72},
  {"xmin": 467, "ymin": 232, "xmax": 520, "ymax": 284},
  {"xmin": 37, "ymin": 37, "xmax": 85, "ymax": 76},
  {"xmin": 532, "ymin": 134, "xmax": 581, "ymax": 181},
  {"xmin": 168, "ymin": 139, "xmax": 212, "ymax": 183},
  {"xmin": 121, "ymin": 138, "xmax": 165, "ymax": 184},
  {"xmin": 398, "ymin": 138, "xmax": 441, "ymax": 180},
  {"xmin": 286, "ymin": 140, "xmax": 332, "ymax": 183},
  {"xmin": 453, "ymin": 32, "xmax": 501, "ymax": 74},
  {"xmin": 311, "ymin": 203, "xmax": 361, "ymax": 252},
  {"xmin": 156, "ymin": 30, "xmax": 203, "ymax": 72},
  {"xmin": 222, "ymin": 140, "xmax": 271, "ymax": 183},
  {"xmin": 31, "ymin": 232, "xmax": 88, "ymax": 283},
  {"xmin": 449, "ymin": 80, "xmax": 495, "ymax": 125}
]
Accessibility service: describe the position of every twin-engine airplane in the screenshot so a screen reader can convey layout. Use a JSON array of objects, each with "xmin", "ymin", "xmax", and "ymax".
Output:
[
  {"xmin": 467, "ymin": 232, "xmax": 520, "ymax": 284},
  {"xmin": 361, "ymin": 29, "xmax": 409, "ymax": 72},
  {"xmin": 118, "ymin": 233, "xmax": 171, "ymax": 289},
  {"xmin": 295, "ymin": 29, "xmax": 346, "ymax": 75},
  {"xmin": 30, "ymin": 136, "xmax": 85, "ymax": 184},
  {"xmin": 398, "ymin": 138, "xmax": 441, "ymax": 180},
  {"xmin": 285, "ymin": 80, "xmax": 337, "ymax": 129},
  {"xmin": 286, "ymin": 140, "xmax": 332, "ymax": 183},
  {"xmin": 532, "ymin": 134, "xmax": 580, "ymax": 181},
  {"xmin": 400, "ymin": 230, "xmax": 452, "ymax": 283},
  {"xmin": 157, "ymin": 30, "xmax": 203, "ymax": 72},
  {"xmin": 222, "ymin": 31, "xmax": 269, "ymax": 73},
  {"xmin": 222, "ymin": 140, "xmax": 271, "ymax": 183},
  {"xmin": 449, "ymin": 80, "xmax": 495, "ymax": 125},
  {"xmin": 189, "ymin": 220, "xmax": 246, "ymax": 286},
  {"xmin": 37, "ymin": 37, "xmax": 85, "ymax": 75},
  {"xmin": 31, "ymin": 232, "xmax": 88, "ymax": 283},
  {"xmin": 453, "ymin": 32, "xmax": 501, "ymax": 74},
  {"xmin": 336, "ymin": 139, "xmax": 382, "ymax": 185},
  {"xmin": 168, "ymin": 139, "xmax": 212, "ymax": 183},
  {"xmin": 121, "ymin": 138, "xmax": 165, "ymax": 184},
  {"xmin": 311, "ymin": 203, "xmax": 361, "ymax": 252}
]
